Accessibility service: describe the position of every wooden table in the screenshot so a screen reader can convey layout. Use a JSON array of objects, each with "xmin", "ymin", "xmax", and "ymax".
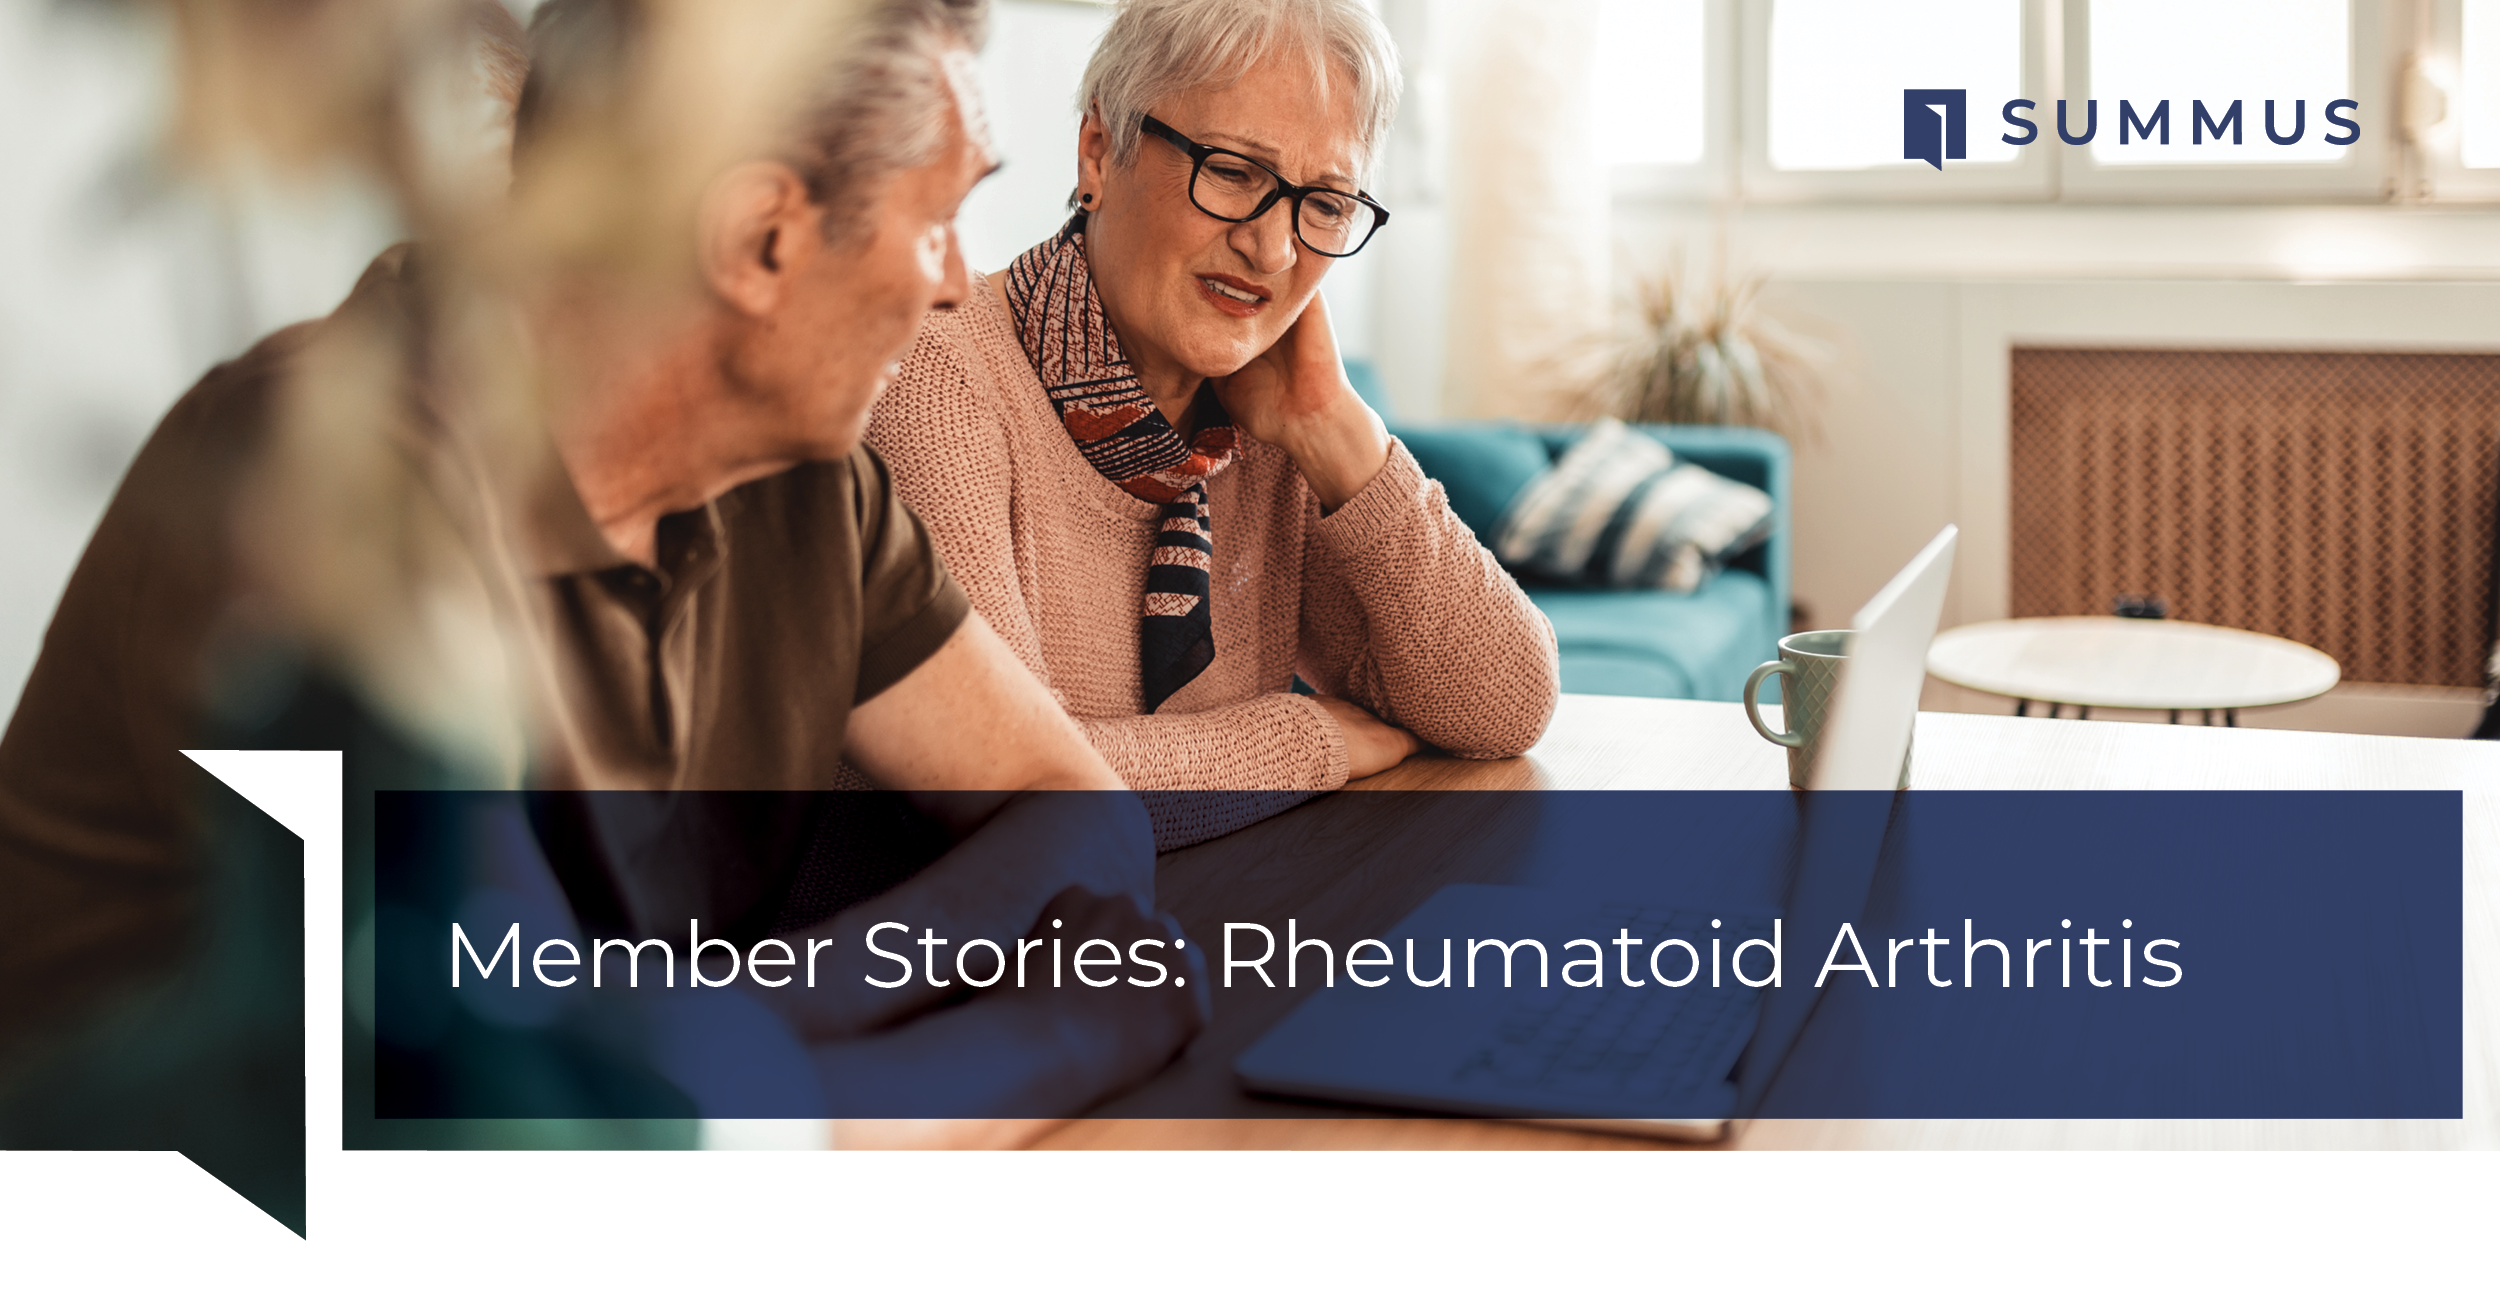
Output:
[
  {"xmin": 1926, "ymin": 616, "xmax": 2341, "ymax": 725},
  {"xmin": 1031, "ymin": 694, "xmax": 2498, "ymax": 1150}
]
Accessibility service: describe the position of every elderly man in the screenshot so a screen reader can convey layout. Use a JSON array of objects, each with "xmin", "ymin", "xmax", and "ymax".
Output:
[{"xmin": 0, "ymin": 0, "xmax": 1199, "ymax": 1195}]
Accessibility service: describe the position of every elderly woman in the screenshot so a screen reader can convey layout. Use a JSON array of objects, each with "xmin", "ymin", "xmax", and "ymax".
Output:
[{"xmin": 864, "ymin": 0, "xmax": 1557, "ymax": 847}]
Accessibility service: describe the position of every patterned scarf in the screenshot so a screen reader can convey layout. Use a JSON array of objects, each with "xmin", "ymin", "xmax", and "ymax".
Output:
[{"xmin": 1003, "ymin": 214, "xmax": 1239, "ymax": 712}]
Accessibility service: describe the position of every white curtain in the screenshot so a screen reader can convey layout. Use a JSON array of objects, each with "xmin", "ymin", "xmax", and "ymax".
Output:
[{"xmin": 1437, "ymin": 0, "xmax": 1609, "ymax": 421}]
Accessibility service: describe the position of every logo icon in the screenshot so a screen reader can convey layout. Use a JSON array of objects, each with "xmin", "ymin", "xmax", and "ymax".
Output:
[{"xmin": 1904, "ymin": 88, "xmax": 1967, "ymax": 169}]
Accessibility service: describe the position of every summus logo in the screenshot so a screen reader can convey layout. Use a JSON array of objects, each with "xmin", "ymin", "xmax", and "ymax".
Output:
[
  {"xmin": 1904, "ymin": 89, "xmax": 1968, "ymax": 169},
  {"xmin": 1904, "ymin": 92, "xmax": 2362, "ymax": 166}
]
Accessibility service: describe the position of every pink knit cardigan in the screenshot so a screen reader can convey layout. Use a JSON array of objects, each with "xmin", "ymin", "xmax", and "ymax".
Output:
[{"xmin": 864, "ymin": 275, "xmax": 1560, "ymax": 847}]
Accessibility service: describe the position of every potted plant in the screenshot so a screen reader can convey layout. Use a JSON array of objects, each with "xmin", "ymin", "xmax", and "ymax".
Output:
[{"xmin": 1571, "ymin": 260, "xmax": 1830, "ymax": 442}]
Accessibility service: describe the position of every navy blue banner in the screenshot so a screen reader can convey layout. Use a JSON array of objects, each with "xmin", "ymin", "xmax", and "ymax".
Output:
[
  {"xmin": 372, "ymin": 790, "xmax": 2461, "ymax": 1122},
  {"xmin": 1760, "ymin": 790, "xmax": 2460, "ymax": 1118}
]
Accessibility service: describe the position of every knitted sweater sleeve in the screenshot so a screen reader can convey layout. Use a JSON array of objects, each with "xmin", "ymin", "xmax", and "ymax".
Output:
[
  {"xmin": 1078, "ymin": 695, "xmax": 1351, "ymax": 852},
  {"xmin": 1076, "ymin": 692, "xmax": 1349, "ymax": 793},
  {"xmin": 1295, "ymin": 437, "xmax": 1561, "ymax": 759}
]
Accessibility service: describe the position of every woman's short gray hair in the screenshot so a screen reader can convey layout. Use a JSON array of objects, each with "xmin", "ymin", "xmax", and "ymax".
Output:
[{"xmin": 1078, "ymin": 0, "xmax": 1402, "ymax": 184}]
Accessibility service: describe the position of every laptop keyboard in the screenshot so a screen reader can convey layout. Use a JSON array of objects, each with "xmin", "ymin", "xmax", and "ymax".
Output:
[{"xmin": 1449, "ymin": 908, "xmax": 1771, "ymax": 1106}]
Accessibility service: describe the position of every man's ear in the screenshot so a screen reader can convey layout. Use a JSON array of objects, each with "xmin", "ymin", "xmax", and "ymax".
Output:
[
  {"xmin": 696, "ymin": 161, "xmax": 821, "ymax": 317},
  {"xmin": 1074, "ymin": 105, "xmax": 1110, "ymax": 209}
]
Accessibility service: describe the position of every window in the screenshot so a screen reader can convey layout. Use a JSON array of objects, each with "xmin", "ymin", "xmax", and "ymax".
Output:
[
  {"xmin": 2087, "ymin": 0, "xmax": 2350, "ymax": 165},
  {"xmin": 2060, "ymin": 0, "xmax": 2385, "ymax": 199},
  {"xmin": 1739, "ymin": 0, "xmax": 2057, "ymax": 200},
  {"xmin": 2415, "ymin": 0, "xmax": 2500, "ymax": 200},
  {"xmin": 2463, "ymin": 0, "xmax": 2500, "ymax": 165},
  {"xmin": 1767, "ymin": 0, "xmax": 2024, "ymax": 170},
  {"xmin": 1597, "ymin": 0, "xmax": 1707, "ymax": 167},
  {"xmin": 1597, "ymin": 0, "xmax": 1729, "ymax": 196},
  {"xmin": 1593, "ymin": 0, "xmax": 2420, "ymax": 203}
]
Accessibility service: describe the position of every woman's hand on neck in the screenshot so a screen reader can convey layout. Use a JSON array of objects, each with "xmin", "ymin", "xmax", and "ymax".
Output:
[
  {"xmin": 1205, "ymin": 291, "xmax": 1387, "ymax": 512},
  {"xmin": 1093, "ymin": 270, "xmax": 1385, "ymax": 513}
]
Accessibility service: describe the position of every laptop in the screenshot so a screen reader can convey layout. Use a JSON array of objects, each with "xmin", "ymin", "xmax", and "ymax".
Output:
[{"xmin": 1233, "ymin": 526, "xmax": 1959, "ymax": 1139}]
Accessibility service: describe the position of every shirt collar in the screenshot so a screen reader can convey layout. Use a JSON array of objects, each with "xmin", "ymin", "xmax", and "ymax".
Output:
[{"xmin": 511, "ymin": 445, "xmax": 728, "ymax": 599}]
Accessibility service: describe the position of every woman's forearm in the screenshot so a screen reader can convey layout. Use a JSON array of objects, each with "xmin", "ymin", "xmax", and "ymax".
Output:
[
  {"xmin": 1078, "ymin": 692, "xmax": 1347, "ymax": 792},
  {"xmin": 1077, "ymin": 694, "xmax": 1353, "ymax": 850},
  {"xmin": 1262, "ymin": 394, "xmax": 1391, "ymax": 513},
  {"xmin": 1299, "ymin": 440, "xmax": 1561, "ymax": 760}
]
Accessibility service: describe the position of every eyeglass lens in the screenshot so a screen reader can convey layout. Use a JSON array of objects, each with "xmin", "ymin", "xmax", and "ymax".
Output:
[{"xmin": 1189, "ymin": 151, "xmax": 1379, "ymax": 256}]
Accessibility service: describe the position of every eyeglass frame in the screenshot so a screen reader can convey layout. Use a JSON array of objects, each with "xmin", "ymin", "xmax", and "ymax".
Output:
[{"xmin": 1135, "ymin": 114, "xmax": 1390, "ymax": 258}]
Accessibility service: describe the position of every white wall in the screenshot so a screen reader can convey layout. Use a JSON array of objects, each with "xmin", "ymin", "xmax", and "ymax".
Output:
[
  {"xmin": 956, "ymin": 0, "xmax": 1113, "ymax": 273},
  {"xmin": 1747, "ymin": 279, "xmax": 1963, "ymax": 633}
]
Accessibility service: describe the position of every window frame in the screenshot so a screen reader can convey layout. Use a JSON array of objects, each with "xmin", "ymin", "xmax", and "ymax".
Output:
[
  {"xmin": 1735, "ymin": 0, "xmax": 2061, "ymax": 202},
  {"xmin": 1607, "ymin": 0, "xmax": 2422, "ymax": 205},
  {"xmin": 1608, "ymin": 0, "xmax": 1739, "ymax": 201},
  {"xmin": 2055, "ymin": 0, "xmax": 2397, "ymax": 202},
  {"xmin": 2411, "ymin": 0, "xmax": 2500, "ymax": 202}
]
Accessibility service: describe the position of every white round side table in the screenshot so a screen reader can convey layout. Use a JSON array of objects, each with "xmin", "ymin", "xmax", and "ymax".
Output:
[{"xmin": 1925, "ymin": 617, "xmax": 2341, "ymax": 726}]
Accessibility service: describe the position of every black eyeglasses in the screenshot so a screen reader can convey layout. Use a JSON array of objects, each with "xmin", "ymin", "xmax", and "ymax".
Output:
[{"xmin": 1138, "ymin": 114, "xmax": 1389, "ymax": 258}]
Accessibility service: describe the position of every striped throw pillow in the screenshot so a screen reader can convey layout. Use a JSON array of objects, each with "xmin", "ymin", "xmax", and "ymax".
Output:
[{"xmin": 1492, "ymin": 419, "xmax": 1774, "ymax": 593}]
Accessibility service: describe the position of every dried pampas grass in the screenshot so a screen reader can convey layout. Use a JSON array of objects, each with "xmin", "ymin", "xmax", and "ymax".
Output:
[{"xmin": 1560, "ymin": 259, "xmax": 1832, "ymax": 446}]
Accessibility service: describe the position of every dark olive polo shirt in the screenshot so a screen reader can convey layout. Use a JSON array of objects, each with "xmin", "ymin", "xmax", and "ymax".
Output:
[
  {"xmin": 512, "ymin": 419, "xmax": 973, "ymax": 941},
  {"xmin": 517, "ymin": 436, "xmax": 967, "ymax": 793}
]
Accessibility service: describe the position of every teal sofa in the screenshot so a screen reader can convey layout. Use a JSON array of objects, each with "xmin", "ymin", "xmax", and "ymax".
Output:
[{"xmin": 1388, "ymin": 418, "xmax": 1792, "ymax": 702}]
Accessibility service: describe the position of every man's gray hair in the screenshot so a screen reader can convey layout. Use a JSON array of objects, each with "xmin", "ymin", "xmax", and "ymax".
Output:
[
  {"xmin": 517, "ymin": 0, "xmax": 989, "ymax": 235},
  {"xmin": 785, "ymin": 0, "xmax": 988, "ymax": 232},
  {"xmin": 1077, "ymin": 0, "xmax": 1401, "ymax": 183}
]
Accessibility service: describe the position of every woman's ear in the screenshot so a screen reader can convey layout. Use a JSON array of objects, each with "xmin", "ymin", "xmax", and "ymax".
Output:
[
  {"xmin": 696, "ymin": 161, "xmax": 820, "ymax": 317},
  {"xmin": 1074, "ymin": 105, "xmax": 1110, "ymax": 210}
]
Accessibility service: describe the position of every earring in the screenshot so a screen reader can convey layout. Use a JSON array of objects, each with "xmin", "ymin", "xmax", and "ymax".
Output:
[{"xmin": 1082, "ymin": 193, "xmax": 1094, "ymax": 207}]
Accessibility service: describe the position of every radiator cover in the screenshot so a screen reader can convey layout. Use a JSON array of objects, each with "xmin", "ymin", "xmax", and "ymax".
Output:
[{"xmin": 2008, "ymin": 347, "xmax": 2500, "ymax": 688}]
